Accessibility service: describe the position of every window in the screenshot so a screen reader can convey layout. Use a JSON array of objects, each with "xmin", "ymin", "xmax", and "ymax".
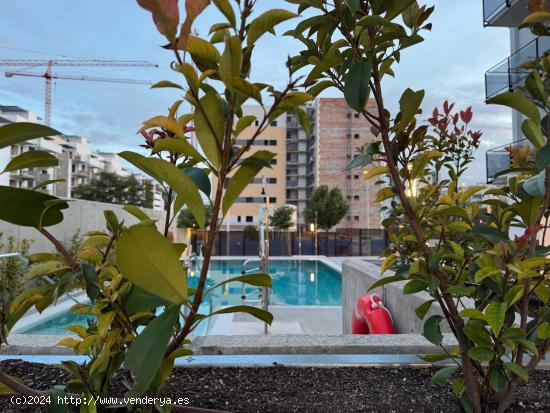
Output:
[
  {"xmin": 237, "ymin": 216, "xmax": 242, "ymax": 223},
  {"xmin": 354, "ymin": 113, "xmax": 360, "ymax": 118},
  {"xmin": 354, "ymin": 195, "xmax": 360, "ymax": 201},
  {"xmin": 254, "ymin": 120, "xmax": 259, "ymax": 126},
  {"xmin": 270, "ymin": 120, "xmax": 278, "ymax": 127},
  {"xmin": 346, "ymin": 175, "xmax": 351, "ymax": 180},
  {"xmin": 354, "ymin": 134, "xmax": 360, "ymax": 139},
  {"xmin": 354, "ymin": 175, "xmax": 360, "ymax": 179},
  {"xmin": 41, "ymin": 169, "xmax": 48, "ymax": 174},
  {"xmin": 354, "ymin": 216, "xmax": 360, "ymax": 221},
  {"xmin": 246, "ymin": 216, "xmax": 253, "ymax": 223},
  {"xmin": 10, "ymin": 146, "xmax": 18, "ymax": 156},
  {"xmin": 271, "ymin": 159, "xmax": 277, "ymax": 165}
]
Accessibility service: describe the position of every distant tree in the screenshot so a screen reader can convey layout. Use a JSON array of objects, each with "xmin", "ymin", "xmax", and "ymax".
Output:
[
  {"xmin": 73, "ymin": 172, "xmax": 153, "ymax": 208},
  {"xmin": 305, "ymin": 186, "xmax": 349, "ymax": 231},
  {"xmin": 270, "ymin": 206, "xmax": 294, "ymax": 231},
  {"xmin": 177, "ymin": 204, "xmax": 213, "ymax": 229},
  {"xmin": 270, "ymin": 206, "xmax": 295, "ymax": 255},
  {"xmin": 243, "ymin": 224, "xmax": 259, "ymax": 240}
]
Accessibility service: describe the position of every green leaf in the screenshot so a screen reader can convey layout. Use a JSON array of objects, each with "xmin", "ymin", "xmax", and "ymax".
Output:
[
  {"xmin": 522, "ymin": 119, "xmax": 545, "ymax": 149},
  {"xmin": 490, "ymin": 367, "xmax": 507, "ymax": 392},
  {"xmin": 459, "ymin": 309, "xmax": 485, "ymax": 321},
  {"xmin": 343, "ymin": 59, "xmax": 371, "ymax": 112},
  {"xmin": 423, "ymin": 315, "xmax": 444, "ymax": 346},
  {"xmin": 432, "ymin": 366, "xmax": 458, "ymax": 386},
  {"xmin": 418, "ymin": 353, "xmax": 452, "ymax": 362},
  {"xmin": 31, "ymin": 178, "xmax": 65, "ymax": 191},
  {"xmin": 0, "ymin": 186, "xmax": 68, "ymax": 228},
  {"xmin": 151, "ymin": 80, "xmax": 184, "ymax": 90},
  {"xmin": 235, "ymin": 115, "xmax": 256, "ymax": 136},
  {"xmin": 225, "ymin": 77, "xmax": 262, "ymax": 103},
  {"xmin": 484, "ymin": 302, "xmax": 506, "ymax": 335},
  {"xmin": 415, "ymin": 300, "xmax": 434, "ymax": 320},
  {"xmin": 504, "ymin": 285, "xmax": 524, "ymax": 308},
  {"xmin": 219, "ymin": 35, "xmax": 242, "ymax": 80},
  {"xmin": 47, "ymin": 387, "xmax": 68, "ymax": 413},
  {"xmin": 368, "ymin": 275, "xmax": 405, "ymax": 291},
  {"xmin": 123, "ymin": 285, "xmax": 167, "ymax": 314},
  {"xmin": 186, "ymin": 36, "xmax": 221, "ymax": 65},
  {"xmin": 222, "ymin": 151, "xmax": 275, "ymax": 215},
  {"xmin": 212, "ymin": 0, "xmax": 236, "ymax": 27},
  {"xmin": 206, "ymin": 305, "xmax": 273, "ymax": 325},
  {"xmin": 0, "ymin": 122, "xmax": 60, "ymax": 149},
  {"xmin": 124, "ymin": 306, "xmax": 179, "ymax": 396},
  {"xmin": 501, "ymin": 327, "xmax": 525, "ymax": 343},
  {"xmin": 153, "ymin": 138, "xmax": 204, "ymax": 160},
  {"xmin": 522, "ymin": 170, "xmax": 546, "ymax": 198},
  {"xmin": 182, "ymin": 166, "xmax": 211, "ymax": 197},
  {"xmin": 537, "ymin": 321, "xmax": 550, "ymax": 339},
  {"xmin": 123, "ymin": 205, "xmax": 151, "ymax": 222},
  {"xmin": 116, "ymin": 225, "xmax": 188, "ymax": 305},
  {"xmin": 488, "ymin": 92, "xmax": 541, "ymax": 124},
  {"xmin": 247, "ymin": 9, "xmax": 298, "ymax": 46},
  {"xmin": 193, "ymin": 88, "xmax": 224, "ymax": 169},
  {"xmin": 464, "ymin": 320, "xmax": 492, "ymax": 346},
  {"xmin": 504, "ymin": 362, "xmax": 528, "ymax": 381},
  {"xmin": 536, "ymin": 143, "xmax": 550, "ymax": 170},
  {"xmin": 403, "ymin": 279, "xmax": 428, "ymax": 295},
  {"xmin": 395, "ymin": 88, "xmax": 424, "ymax": 131},
  {"xmin": 81, "ymin": 263, "xmax": 100, "ymax": 302},
  {"xmin": 119, "ymin": 152, "xmax": 205, "ymax": 227},
  {"xmin": 2, "ymin": 150, "xmax": 58, "ymax": 174},
  {"xmin": 467, "ymin": 346, "xmax": 494, "ymax": 362},
  {"xmin": 344, "ymin": 0, "xmax": 360, "ymax": 13},
  {"xmin": 204, "ymin": 273, "xmax": 272, "ymax": 297}
]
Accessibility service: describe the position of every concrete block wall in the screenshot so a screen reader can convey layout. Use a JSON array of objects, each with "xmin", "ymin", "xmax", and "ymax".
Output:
[
  {"xmin": 342, "ymin": 258, "xmax": 454, "ymax": 334},
  {"xmin": 0, "ymin": 199, "xmax": 166, "ymax": 253}
]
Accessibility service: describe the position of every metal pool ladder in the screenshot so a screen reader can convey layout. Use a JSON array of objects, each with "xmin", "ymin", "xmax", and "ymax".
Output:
[{"xmin": 241, "ymin": 257, "xmax": 270, "ymax": 334}]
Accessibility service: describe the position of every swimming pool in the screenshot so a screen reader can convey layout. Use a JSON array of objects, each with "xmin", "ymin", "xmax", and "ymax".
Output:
[{"xmin": 19, "ymin": 258, "xmax": 341, "ymax": 335}]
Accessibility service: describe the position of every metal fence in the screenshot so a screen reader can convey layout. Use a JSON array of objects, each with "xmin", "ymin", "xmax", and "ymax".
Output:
[{"xmin": 190, "ymin": 228, "xmax": 387, "ymax": 257}]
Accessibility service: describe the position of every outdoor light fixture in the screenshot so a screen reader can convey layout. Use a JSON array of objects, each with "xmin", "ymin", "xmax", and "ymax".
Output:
[
  {"xmin": 310, "ymin": 272, "xmax": 315, "ymax": 282},
  {"xmin": 309, "ymin": 223, "xmax": 315, "ymax": 232}
]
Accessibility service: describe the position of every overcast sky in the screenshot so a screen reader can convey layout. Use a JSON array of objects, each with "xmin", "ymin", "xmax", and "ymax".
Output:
[{"xmin": 0, "ymin": 1, "xmax": 513, "ymax": 184}]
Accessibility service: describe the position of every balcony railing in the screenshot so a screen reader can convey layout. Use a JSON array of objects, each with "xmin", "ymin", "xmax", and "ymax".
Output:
[
  {"xmin": 485, "ymin": 36, "xmax": 550, "ymax": 100},
  {"xmin": 486, "ymin": 138, "xmax": 531, "ymax": 183},
  {"xmin": 483, "ymin": 0, "xmax": 530, "ymax": 27}
]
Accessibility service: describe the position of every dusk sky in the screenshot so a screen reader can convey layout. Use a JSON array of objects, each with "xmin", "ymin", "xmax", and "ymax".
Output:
[{"xmin": 0, "ymin": 1, "xmax": 513, "ymax": 184}]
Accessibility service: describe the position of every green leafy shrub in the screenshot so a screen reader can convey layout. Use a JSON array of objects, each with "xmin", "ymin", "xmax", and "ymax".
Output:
[
  {"xmin": 286, "ymin": 1, "xmax": 548, "ymax": 412},
  {"xmin": 0, "ymin": 0, "xmax": 310, "ymax": 409}
]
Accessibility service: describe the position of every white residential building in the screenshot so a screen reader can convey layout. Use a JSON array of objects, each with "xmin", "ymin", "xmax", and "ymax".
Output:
[
  {"xmin": 483, "ymin": 0, "xmax": 550, "ymax": 182},
  {"xmin": 0, "ymin": 105, "xmax": 163, "ymax": 210}
]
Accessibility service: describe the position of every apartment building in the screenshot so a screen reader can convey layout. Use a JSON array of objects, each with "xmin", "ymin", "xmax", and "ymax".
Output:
[
  {"xmin": 215, "ymin": 99, "xmax": 382, "ymax": 231},
  {"xmin": 483, "ymin": 0, "xmax": 550, "ymax": 181},
  {"xmin": 313, "ymin": 98, "xmax": 381, "ymax": 230},
  {"xmin": 0, "ymin": 105, "xmax": 164, "ymax": 210},
  {"xmin": 214, "ymin": 106, "xmax": 287, "ymax": 229}
]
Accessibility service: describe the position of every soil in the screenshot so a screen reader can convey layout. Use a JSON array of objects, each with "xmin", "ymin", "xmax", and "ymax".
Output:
[{"xmin": 0, "ymin": 360, "xmax": 548, "ymax": 412}]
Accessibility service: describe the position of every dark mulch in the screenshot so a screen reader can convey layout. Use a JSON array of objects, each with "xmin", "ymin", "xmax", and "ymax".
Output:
[{"xmin": 0, "ymin": 360, "xmax": 548, "ymax": 412}]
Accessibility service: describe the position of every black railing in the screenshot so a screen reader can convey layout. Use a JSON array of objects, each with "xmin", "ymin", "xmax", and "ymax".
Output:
[
  {"xmin": 485, "ymin": 36, "xmax": 550, "ymax": 100},
  {"xmin": 190, "ymin": 228, "xmax": 387, "ymax": 257},
  {"xmin": 483, "ymin": 0, "xmax": 510, "ymax": 25},
  {"xmin": 486, "ymin": 138, "xmax": 530, "ymax": 183}
]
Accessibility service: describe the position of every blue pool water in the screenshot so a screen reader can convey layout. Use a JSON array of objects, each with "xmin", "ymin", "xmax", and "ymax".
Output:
[{"xmin": 21, "ymin": 259, "xmax": 341, "ymax": 335}]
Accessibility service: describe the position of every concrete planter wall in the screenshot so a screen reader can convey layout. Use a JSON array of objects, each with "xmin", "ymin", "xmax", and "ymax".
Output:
[{"xmin": 342, "ymin": 259, "xmax": 459, "ymax": 334}]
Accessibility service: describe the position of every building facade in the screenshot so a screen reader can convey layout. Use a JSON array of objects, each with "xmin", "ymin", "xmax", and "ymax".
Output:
[
  {"xmin": 214, "ymin": 99, "xmax": 382, "ymax": 231},
  {"xmin": 0, "ymin": 105, "xmax": 164, "ymax": 210},
  {"xmin": 483, "ymin": 1, "xmax": 550, "ymax": 182}
]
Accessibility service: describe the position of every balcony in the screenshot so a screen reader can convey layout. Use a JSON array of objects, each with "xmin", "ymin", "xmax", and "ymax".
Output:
[
  {"xmin": 483, "ymin": 0, "xmax": 530, "ymax": 27},
  {"xmin": 486, "ymin": 138, "xmax": 530, "ymax": 183},
  {"xmin": 485, "ymin": 36, "xmax": 550, "ymax": 100}
]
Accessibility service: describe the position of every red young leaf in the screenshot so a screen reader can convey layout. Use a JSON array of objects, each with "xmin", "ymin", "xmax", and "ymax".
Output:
[
  {"xmin": 177, "ymin": 0, "xmax": 210, "ymax": 49},
  {"xmin": 137, "ymin": 0, "xmax": 180, "ymax": 41}
]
